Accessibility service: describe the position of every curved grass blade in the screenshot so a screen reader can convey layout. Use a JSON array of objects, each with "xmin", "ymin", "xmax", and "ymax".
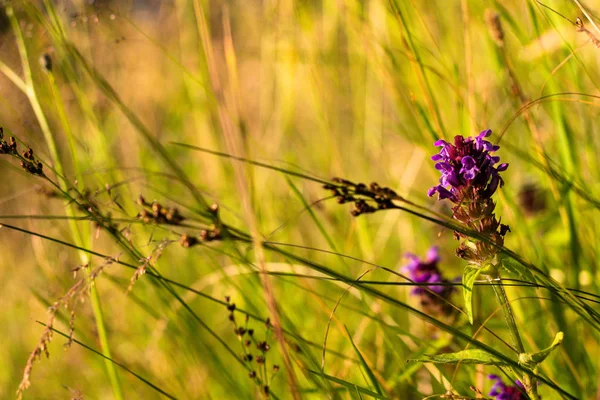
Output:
[
  {"xmin": 343, "ymin": 326, "xmax": 385, "ymax": 397},
  {"xmin": 171, "ymin": 142, "xmax": 332, "ymax": 185}
]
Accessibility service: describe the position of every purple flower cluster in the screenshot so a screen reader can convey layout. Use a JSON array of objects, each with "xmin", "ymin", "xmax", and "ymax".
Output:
[
  {"xmin": 427, "ymin": 129, "xmax": 510, "ymax": 263},
  {"xmin": 402, "ymin": 246, "xmax": 444, "ymax": 295},
  {"xmin": 428, "ymin": 129, "xmax": 508, "ymax": 203},
  {"xmin": 402, "ymin": 247, "xmax": 455, "ymax": 315},
  {"xmin": 488, "ymin": 375, "xmax": 525, "ymax": 400}
]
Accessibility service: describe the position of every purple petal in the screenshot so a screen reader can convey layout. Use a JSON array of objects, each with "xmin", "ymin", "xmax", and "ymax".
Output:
[
  {"xmin": 404, "ymin": 253, "xmax": 419, "ymax": 261},
  {"xmin": 425, "ymin": 246, "xmax": 439, "ymax": 263},
  {"xmin": 497, "ymin": 163, "xmax": 508, "ymax": 171},
  {"xmin": 436, "ymin": 186, "xmax": 454, "ymax": 200},
  {"xmin": 463, "ymin": 170, "xmax": 477, "ymax": 180},
  {"xmin": 435, "ymin": 162, "xmax": 453, "ymax": 172},
  {"xmin": 486, "ymin": 175, "xmax": 500, "ymax": 197},
  {"xmin": 434, "ymin": 139, "xmax": 447, "ymax": 147},
  {"xmin": 489, "ymin": 379, "xmax": 505, "ymax": 397},
  {"xmin": 515, "ymin": 380, "xmax": 523, "ymax": 389},
  {"xmin": 487, "ymin": 374, "xmax": 524, "ymax": 400},
  {"xmin": 460, "ymin": 156, "xmax": 479, "ymax": 179},
  {"xmin": 401, "ymin": 264, "xmax": 416, "ymax": 275},
  {"xmin": 478, "ymin": 129, "xmax": 492, "ymax": 138},
  {"xmin": 480, "ymin": 140, "xmax": 496, "ymax": 152},
  {"xmin": 461, "ymin": 156, "xmax": 476, "ymax": 169},
  {"xmin": 410, "ymin": 287, "xmax": 426, "ymax": 295},
  {"xmin": 414, "ymin": 271, "xmax": 433, "ymax": 284},
  {"xmin": 428, "ymin": 285, "xmax": 445, "ymax": 294},
  {"xmin": 426, "ymin": 274, "xmax": 444, "ymax": 293},
  {"xmin": 446, "ymin": 173, "xmax": 462, "ymax": 187}
]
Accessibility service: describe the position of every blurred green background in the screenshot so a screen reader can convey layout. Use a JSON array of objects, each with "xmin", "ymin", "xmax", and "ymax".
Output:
[{"xmin": 1, "ymin": 0, "xmax": 599, "ymax": 398}]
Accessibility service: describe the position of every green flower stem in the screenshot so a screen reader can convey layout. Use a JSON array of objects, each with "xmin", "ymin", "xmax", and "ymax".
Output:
[{"xmin": 487, "ymin": 274, "xmax": 539, "ymax": 400}]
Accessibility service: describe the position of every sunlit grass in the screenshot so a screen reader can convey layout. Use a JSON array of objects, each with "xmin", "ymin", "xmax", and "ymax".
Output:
[{"xmin": 0, "ymin": 0, "xmax": 599, "ymax": 398}]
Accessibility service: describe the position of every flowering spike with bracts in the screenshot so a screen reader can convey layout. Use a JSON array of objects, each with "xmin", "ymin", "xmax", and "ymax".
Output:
[
  {"xmin": 426, "ymin": 129, "xmax": 553, "ymax": 400},
  {"xmin": 428, "ymin": 129, "xmax": 510, "ymax": 265}
]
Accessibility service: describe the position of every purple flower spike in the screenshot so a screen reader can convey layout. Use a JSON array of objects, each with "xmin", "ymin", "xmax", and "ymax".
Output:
[
  {"xmin": 401, "ymin": 247, "xmax": 456, "ymax": 315},
  {"xmin": 427, "ymin": 129, "xmax": 511, "ymax": 264},
  {"xmin": 488, "ymin": 375, "xmax": 524, "ymax": 400},
  {"xmin": 428, "ymin": 129, "xmax": 508, "ymax": 203}
]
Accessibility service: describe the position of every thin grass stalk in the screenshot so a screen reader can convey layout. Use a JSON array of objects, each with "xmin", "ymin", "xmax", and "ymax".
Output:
[
  {"xmin": 46, "ymin": 69, "xmax": 84, "ymax": 185},
  {"xmin": 37, "ymin": 0, "xmax": 211, "ymax": 213},
  {"xmin": 487, "ymin": 275, "xmax": 539, "ymax": 400},
  {"xmin": 6, "ymin": 5, "xmax": 124, "ymax": 399},
  {"xmin": 190, "ymin": 1, "xmax": 301, "ymax": 396},
  {"xmin": 39, "ymin": 322, "xmax": 177, "ymax": 399},
  {"xmin": 389, "ymin": 0, "xmax": 446, "ymax": 138}
]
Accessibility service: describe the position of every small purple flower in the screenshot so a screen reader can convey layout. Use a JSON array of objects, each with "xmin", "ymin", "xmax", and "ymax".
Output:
[
  {"xmin": 459, "ymin": 156, "xmax": 479, "ymax": 180},
  {"xmin": 488, "ymin": 375, "xmax": 524, "ymax": 400},
  {"xmin": 402, "ymin": 247, "xmax": 451, "ymax": 296},
  {"xmin": 428, "ymin": 129, "xmax": 508, "ymax": 202},
  {"xmin": 475, "ymin": 129, "xmax": 499, "ymax": 152}
]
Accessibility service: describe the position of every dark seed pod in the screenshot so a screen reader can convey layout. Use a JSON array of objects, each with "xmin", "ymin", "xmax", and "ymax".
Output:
[
  {"xmin": 180, "ymin": 234, "xmax": 199, "ymax": 248},
  {"xmin": 40, "ymin": 53, "xmax": 52, "ymax": 72},
  {"xmin": 518, "ymin": 183, "xmax": 546, "ymax": 215}
]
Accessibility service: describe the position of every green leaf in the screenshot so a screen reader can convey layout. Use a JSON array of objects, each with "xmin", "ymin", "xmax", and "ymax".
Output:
[
  {"xmin": 519, "ymin": 332, "xmax": 564, "ymax": 369},
  {"xmin": 463, "ymin": 265, "xmax": 484, "ymax": 324},
  {"xmin": 408, "ymin": 349, "xmax": 510, "ymax": 366},
  {"xmin": 344, "ymin": 326, "xmax": 385, "ymax": 397}
]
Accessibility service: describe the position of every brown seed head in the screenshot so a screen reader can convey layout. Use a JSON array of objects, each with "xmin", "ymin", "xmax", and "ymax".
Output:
[{"xmin": 485, "ymin": 9, "xmax": 504, "ymax": 47}]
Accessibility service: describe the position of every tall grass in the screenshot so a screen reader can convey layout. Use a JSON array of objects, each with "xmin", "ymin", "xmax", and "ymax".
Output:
[{"xmin": 0, "ymin": 0, "xmax": 599, "ymax": 398}]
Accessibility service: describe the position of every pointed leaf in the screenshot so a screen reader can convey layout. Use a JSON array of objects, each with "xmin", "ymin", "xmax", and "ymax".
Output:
[
  {"xmin": 463, "ymin": 265, "xmax": 484, "ymax": 324},
  {"xmin": 519, "ymin": 332, "xmax": 564, "ymax": 369},
  {"xmin": 409, "ymin": 349, "xmax": 510, "ymax": 366}
]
